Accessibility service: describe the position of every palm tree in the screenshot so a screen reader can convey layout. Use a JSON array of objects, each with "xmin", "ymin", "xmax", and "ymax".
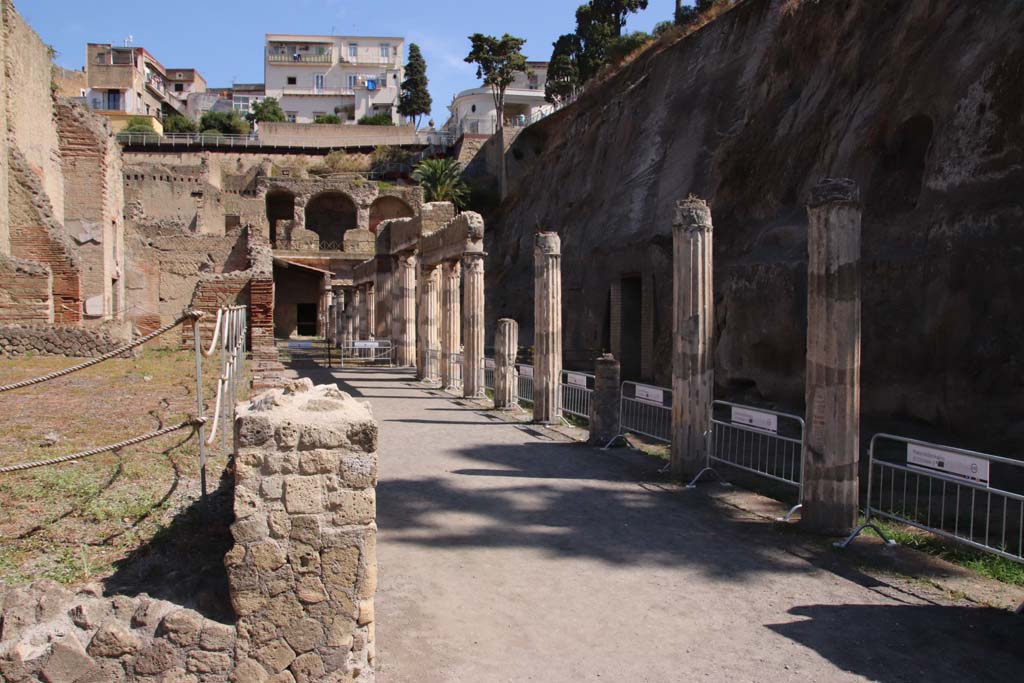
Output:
[{"xmin": 412, "ymin": 158, "xmax": 470, "ymax": 208}]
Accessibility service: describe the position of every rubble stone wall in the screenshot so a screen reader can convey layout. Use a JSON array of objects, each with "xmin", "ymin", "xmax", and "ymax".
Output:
[{"xmin": 0, "ymin": 323, "xmax": 130, "ymax": 358}]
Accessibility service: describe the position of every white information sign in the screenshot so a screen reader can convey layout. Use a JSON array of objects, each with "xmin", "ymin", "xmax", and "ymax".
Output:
[
  {"xmin": 565, "ymin": 372, "xmax": 588, "ymax": 387},
  {"xmin": 635, "ymin": 385, "xmax": 664, "ymax": 406},
  {"xmin": 907, "ymin": 443, "xmax": 989, "ymax": 487},
  {"xmin": 731, "ymin": 407, "xmax": 778, "ymax": 434},
  {"xmin": 354, "ymin": 340, "xmax": 380, "ymax": 349},
  {"xmin": 484, "ymin": 358, "xmax": 495, "ymax": 369},
  {"xmin": 519, "ymin": 365, "xmax": 534, "ymax": 378},
  {"xmin": 451, "ymin": 353, "xmax": 463, "ymax": 364}
]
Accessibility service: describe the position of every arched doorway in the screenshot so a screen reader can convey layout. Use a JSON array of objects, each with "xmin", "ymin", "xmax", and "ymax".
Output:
[
  {"xmin": 266, "ymin": 189, "xmax": 296, "ymax": 245},
  {"xmin": 369, "ymin": 196, "xmax": 414, "ymax": 233},
  {"xmin": 305, "ymin": 191, "xmax": 358, "ymax": 249}
]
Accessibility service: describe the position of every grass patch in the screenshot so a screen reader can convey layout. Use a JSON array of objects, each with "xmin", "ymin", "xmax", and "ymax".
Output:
[{"xmin": 868, "ymin": 517, "xmax": 1024, "ymax": 586}]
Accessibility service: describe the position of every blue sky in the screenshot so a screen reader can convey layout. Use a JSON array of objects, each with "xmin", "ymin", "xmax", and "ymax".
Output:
[{"xmin": 23, "ymin": 0, "xmax": 682, "ymax": 123}]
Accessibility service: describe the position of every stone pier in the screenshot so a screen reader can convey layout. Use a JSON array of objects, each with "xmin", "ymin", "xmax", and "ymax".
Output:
[
  {"xmin": 588, "ymin": 353, "xmax": 621, "ymax": 445},
  {"xmin": 533, "ymin": 232, "xmax": 562, "ymax": 424},
  {"xmin": 441, "ymin": 260, "xmax": 461, "ymax": 390},
  {"xmin": 670, "ymin": 198, "xmax": 714, "ymax": 480},
  {"xmin": 362, "ymin": 284, "xmax": 374, "ymax": 339},
  {"xmin": 802, "ymin": 178, "xmax": 862, "ymax": 535},
  {"xmin": 462, "ymin": 252, "xmax": 485, "ymax": 398},
  {"xmin": 352, "ymin": 287, "xmax": 363, "ymax": 342},
  {"xmin": 395, "ymin": 251, "xmax": 417, "ymax": 367},
  {"xmin": 494, "ymin": 318, "xmax": 518, "ymax": 409}
]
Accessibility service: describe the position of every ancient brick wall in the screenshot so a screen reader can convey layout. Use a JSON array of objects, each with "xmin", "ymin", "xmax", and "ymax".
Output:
[
  {"xmin": 0, "ymin": 255, "xmax": 50, "ymax": 324},
  {"xmin": 8, "ymin": 150, "xmax": 81, "ymax": 324},
  {"xmin": 58, "ymin": 101, "xmax": 126, "ymax": 324},
  {"xmin": 0, "ymin": 0, "xmax": 9, "ymax": 256},
  {"xmin": 4, "ymin": 0, "xmax": 64, "ymax": 224}
]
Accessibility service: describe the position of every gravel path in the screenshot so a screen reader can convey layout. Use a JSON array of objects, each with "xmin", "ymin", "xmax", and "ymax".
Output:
[{"xmin": 303, "ymin": 366, "xmax": 1022, "ymax": 683}]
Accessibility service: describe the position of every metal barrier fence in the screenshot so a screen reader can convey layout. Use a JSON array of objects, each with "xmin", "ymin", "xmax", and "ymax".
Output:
[
  {"xmin": 687, "ymin": 401, "xmax": 806, "ymax": 520},
  {"xmin": 517, "ymin": 364, "xmax": 535, "ymax": 404},
  {"xmin": 450, "ymin": 352, "xmax": 463, "ymax": 390},
  {"xmin": 424, "ymin": 348, "xmax": 441, "ymax": 383},
  {"xmin": 197, "ymin": 306, "xmax": 247, "ymax": 495},
  {"xmin": 560, "ymin": 370, "xmax": 594, "ymax": 421},
  {"xmin": 484, "ymin": 357, "xmax": 495, "ymax": 390},
  {"xmin": 837, "ymin": 434, "xmax": 1024, "ymax": 566},
  {"xmin": 609, "ymin": 381, "xmax": 673, "ymax": 444},
  {"xmin": 338, "ymin": 340, "xmax": 393, "ymax": 367}
]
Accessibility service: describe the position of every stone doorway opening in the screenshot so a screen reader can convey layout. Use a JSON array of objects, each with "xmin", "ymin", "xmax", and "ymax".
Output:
[
  {"xmin": 619, "ymin": 275, "xmax": 643, "ymax": 380},
  {"xmin": 296, "ymin": 303, "xmax": 317, "ymax": 336}
]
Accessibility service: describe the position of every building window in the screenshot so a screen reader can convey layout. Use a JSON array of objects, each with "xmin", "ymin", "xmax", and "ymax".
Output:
[
  {"xmin": 379, "ymin": 44, "xmax": 390, "ymax": 59},
  {"xmin": 348, "ymin": 43, "xmax": 358, "ymax": 58},
  {"xmin": 471, "ymin": 104, "xmax": 476, "ymax": 113},
  {"xmin": 233, "ymin": 96, "xmax": 250, "ymax": 111},
  {"xmin": 174, "ymin": 83, "xmax": 184, "ymax": 92},
  {"xmin": 287, "ymin": 76, "xmax": 297, "ymax": 85},
  {"xmin": 347, "ymin": 75, "xmax": 358, "ymax": 89},
  {"xmin": 286, "ymin": 112, "xmax": 297, "ymax": 123}
]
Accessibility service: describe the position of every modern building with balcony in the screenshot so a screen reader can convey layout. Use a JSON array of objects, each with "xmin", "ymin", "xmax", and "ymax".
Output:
[
  {"xmin": 84, "ymin": 43, "xmax": 194, "ymax": 129},
  {"xmin": 264, "ymin": 34, "xmax": 405, "ymax": 125},
  {"xmin": 444, "ymin": 62, "xmax": 553, "ymax": 138}
]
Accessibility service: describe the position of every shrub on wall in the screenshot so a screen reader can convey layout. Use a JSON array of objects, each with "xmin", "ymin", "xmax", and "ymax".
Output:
[
  {"xmin": 357, "ymin": 113, "xmax": 395, "ymax": 126},
  {"xmin": 314, "ymin": 114, "xmax": 343, "ymax": 124},
  {"xmin": 122, "ymin": 116, "xmax": 155, "ymax": 133},
  {"xmin": 163, "ymin": 114, "xmax": 199, "ymax": 134}
]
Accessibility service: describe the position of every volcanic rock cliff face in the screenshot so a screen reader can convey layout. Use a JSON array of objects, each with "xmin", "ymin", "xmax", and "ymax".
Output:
[{"xmin": 487, "ymin": 0, "xmax": 1024, "ymax": 446}]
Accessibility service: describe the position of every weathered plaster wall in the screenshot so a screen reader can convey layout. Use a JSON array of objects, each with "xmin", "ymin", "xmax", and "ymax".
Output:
[
  {"xmin": 5, "ymin": 0, "xmax": 64, "ymax": 224},
  {"xmin": 489, "ymin": 0, "xmax": 1024, "ymax": 447}
]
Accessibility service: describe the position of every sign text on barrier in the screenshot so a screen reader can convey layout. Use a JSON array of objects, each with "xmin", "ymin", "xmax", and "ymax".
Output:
[
  {"xmin": 731, "ymin": 406, "xmax": 778, "ymax": 434},
  {"xmin": 907, "ymin": 443, "xmax": 990, "ymax": 487}
]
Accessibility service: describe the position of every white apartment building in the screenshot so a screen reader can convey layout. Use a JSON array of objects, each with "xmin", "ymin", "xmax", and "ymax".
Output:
[
  {"xmin": 444, "ymin": 62, "xmax": 553, "ymax": 137},
  {"xmin": 264, "ymin": 34, "xmax": 405, "ymax": 124}
]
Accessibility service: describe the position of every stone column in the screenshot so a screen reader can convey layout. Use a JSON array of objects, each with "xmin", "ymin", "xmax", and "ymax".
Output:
[
  {"xmin": 395, "ymin": 251, "xmax": 417, "ymax": 367},
  {"xmin": 232, "ymin": 379, "xmax": 378, "ymax": 682},
  {"xmin": 588, "ymin": 353, "xmax": 621, "ymax": 446},
  {"xmin": 494, "ymin": 318, "xmax": 518, "ymax": 409},
  {"xmin": 803, "ymin": 178, "xmax": 862, "ymax": 535},
  {"xmin": 440, "ymin": 260, "xmax": 461, "ymax": 390},
  {"xmin": 415, "ymin": 265, "xmax": 428, "ymax": 380},
  {"xmin": 533, "ymin": 232, "xmax": 562, "ymax": 424},
  {"xmin": 351, "ymin": 287, "xmax": 362, "ymax": 342},
  {"xmin": 670, "ymin": 198, "xmax": 714, "ymax": 480},
  {"xmin": 462, "ymin": 252, "xmax": 485, "ymax": 398},
  {"xmin": 390, "ymin": 256, "xmax": 402, "ymax": 361},
  {"xmin": 333, "ymin": 290, "xmax": 345, "ymax": 347},
  {"xmin": 420, "ymin": 262, "xmax": 441, "ymax": 383},
  {"xmin": 375, "ymin": 256, "xmax": 391, "ymax": 340},
  {"xmin": 344, "ymin": 298, "xmax": 354, "ymax": 346},
  {"xmin": 362, "ymin": 284, "xmax": 374, "ymax": 339}
]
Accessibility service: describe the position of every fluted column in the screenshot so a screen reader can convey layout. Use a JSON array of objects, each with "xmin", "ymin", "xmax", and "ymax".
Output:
[
  {"xmin": 803, "ymin": 178, "xmax": 862, "ymax": 535},
  {"xmin": 494, "ymin": 318, "xmax": 518, "ymax": 409},
  {"xmin": 419, "ymin": 263, "xmax": 441, "ymax": 383},
  {"xmin": 395, "ymin": 251, "xmax": 417, "ymax": 367},
  {"xmin": 362, "ymin": 284, "xmax": 374, "ymax": 339},
  {"xmin": 351, "ymin": 287, "xmax": 362, "ymax": 341},
  {"xmin": 670, "ymin": 198, "xmax": 714, "ymax": 480},
  {"xmin": 441, "ymin": 260, "xmax": 462, "ymax": 390},
  {"xmin": 333, "ymin": 290, "xmax": 345, "ymax": 346},
  {"xmin": 462, "ymin": 252, "xmax": 485, "ymax": 398},
  {"xmin": 533, "ymin": 232, "xmax": 562, "ymax": 424},
  {"xmin": 375, "ymin": 255, "xmax": 391, "ymax": 339},
  {"xmin": 415, "ymin": 264, "xmax": 428, "ymax": 380},
  {"xmin": 390, "ymin": 255, "xmax": 402, "ymax": 361}
]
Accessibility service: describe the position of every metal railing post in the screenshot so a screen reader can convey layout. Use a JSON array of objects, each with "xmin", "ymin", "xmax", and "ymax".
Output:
[{"xmin": 192, "ymin": 318, "xmax": 207, "ymax": 497}]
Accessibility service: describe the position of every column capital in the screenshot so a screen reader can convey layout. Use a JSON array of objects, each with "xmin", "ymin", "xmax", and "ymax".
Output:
[
  {"xmin": 673, "ymin": 196, "xmax": 713, "ymax": 234},
  {"xmin": 534, "ymin": 232, "xmax": 561, "ymax": 255},
  {"xmin": 808, "ymin": 177, "xmax": 860, "ymax": 208}
]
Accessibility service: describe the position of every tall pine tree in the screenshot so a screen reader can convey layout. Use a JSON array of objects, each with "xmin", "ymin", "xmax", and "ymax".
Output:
[
  {"xmin": 545, "ymin": 34, "xmax": 580, "ymax": 106},
  {"xmin": 398, "ymin": 43, "xmax": 432, "ymax": 128}
]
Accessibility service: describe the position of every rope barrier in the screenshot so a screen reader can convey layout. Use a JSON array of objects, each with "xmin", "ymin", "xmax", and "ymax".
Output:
[
  {"xmin": 0, "ymin": 417, "xmax": 206, "ymax": 474},
  {"xmin": 0, "ymin": 310, "xmax": 203, "ymax": 394}
]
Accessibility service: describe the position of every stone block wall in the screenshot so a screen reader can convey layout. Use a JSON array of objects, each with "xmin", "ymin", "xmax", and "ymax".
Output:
[
  {"xmin": 229, "ymin": 379, "xmax": 378, "ymax": 681},
  {"xmin": 0, "ymin": 324, "xmax": 130, "ymax": 358},
  {"xmin": 0, "ymin": 256, "xmax": 51, "ymax": 324}
]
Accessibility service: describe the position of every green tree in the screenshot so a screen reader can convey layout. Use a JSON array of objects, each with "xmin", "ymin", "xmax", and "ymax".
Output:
[
  {"xmin": 199, "ymin": 110, "xmax": 250, "ymax": 135},
  {"xmin": 545, "ymin": 34, "xmax": 580, "ymax": 106},
  {"xmin": 314, "ymin": 114, "xmax": 342, "ymax": 124},
  {"xmin": 412, "ymin": 158, "xmax": 469, "ymax": 208},
  {"xmin": 607, "ymin": 31, "xmax": 651, "ymax": 65},
  {"xmin": 465, "ymin": 33, "xmax": 530, "ymax": 197},
  {"xmin": 248, "ymin": 97, "xmax": 286, "ymax": 123},
  {"xmin": 573, "ymin": 0, "xmax": 651, "ymax": 83},
  {"xmin": 162, "ymin": 114, "xmax": 198, "ymax": 134},
  {"xmin": 398, "ymin": 43, "xmax": 432, "ymax": 128},
  {"xmin": 675, "ymin": 0, "xmax": 714, "ymax": 25},
  {"xmin": 122, "ymin": 116, "xmax": 155, "ymax": 133}
]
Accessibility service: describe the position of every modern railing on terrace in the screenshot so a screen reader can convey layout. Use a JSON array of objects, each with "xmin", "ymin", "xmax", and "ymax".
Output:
[
  {"xmin": 268, "ymin": 51, "xmax": 334, "ymax": 64},
  {"xmin": 116, "ymin": 130, "xmax": 456, "ymax": 150}
]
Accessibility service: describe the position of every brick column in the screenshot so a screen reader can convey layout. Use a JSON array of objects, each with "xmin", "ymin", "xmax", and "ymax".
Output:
[
  {"xmin": 363, "ymin": 284, "xmax": 375, "ymax": 339},
  {"xmin": 395, "ymin": 251, "xmax": 417, "ymax": 367},
  {"xmin": 441, "ymin": 260, "xmax": 461, "ymax": 390},
  {"xmin": 375, "ymin": 256, "xmax": 391, "ymax": 340},
  {"xmin": 420, "ymin": 263, "xmax": 441, "ymax": 383},
  {"xmin": 462, "ymin": 252, "xmax": 485, "ymax": 398},
  {"xmin": 670, "ymin": 197, "xmax": 714, "ymax": 480},
  {"xmin": 494, "ymin": 318, "xmax": 518, "ymax": 409},
  {"xmin": 533, "ymin": 232, "xmax": 562, "ymax": 424},
  {"xmin": 588, "ymin": 353, "xmax": 621, "ymax": 445},
  {"xmin": 231, "ymin": 379, "xmax": 379, "ymax": 682},
  {"xmin": 802, "ymin": 178, "xmax": 862, "ymax": 535}
]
